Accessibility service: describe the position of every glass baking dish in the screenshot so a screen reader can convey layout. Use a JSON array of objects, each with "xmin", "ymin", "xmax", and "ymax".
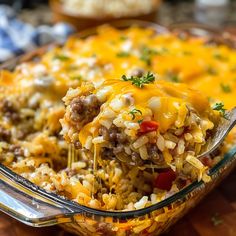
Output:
[{"xmin": 0, "ymin": 21, "xmax": 236, "ymax": 236}]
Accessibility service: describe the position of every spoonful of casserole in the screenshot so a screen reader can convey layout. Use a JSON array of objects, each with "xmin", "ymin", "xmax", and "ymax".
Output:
[{"xmin": 60, "ymin": 72, "xmax": 231, "ymax": 183}]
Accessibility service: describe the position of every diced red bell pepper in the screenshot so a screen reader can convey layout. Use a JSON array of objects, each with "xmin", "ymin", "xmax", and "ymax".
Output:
[
  {"xmin": 154, "ymin": 169, "xmax": 176, "ymax": 191},
  {"xmin": 139, "ymin": 121, "xmax": 159, "ymax": 134}
]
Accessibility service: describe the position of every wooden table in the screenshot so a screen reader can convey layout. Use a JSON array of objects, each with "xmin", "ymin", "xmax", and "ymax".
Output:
[{"xmin": 0, "ymin": 169, "xmax": 235, "ymax": 236}]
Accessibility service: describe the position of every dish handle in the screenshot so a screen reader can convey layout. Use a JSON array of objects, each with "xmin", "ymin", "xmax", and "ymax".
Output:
[{"xmin": 0, "ymin": 164, "xmax": 76, "ymax": 227}]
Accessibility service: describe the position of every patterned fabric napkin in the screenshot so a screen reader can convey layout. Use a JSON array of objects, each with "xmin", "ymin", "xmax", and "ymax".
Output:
[{"xmin": 0, "ymin": 5, "xmax": 74, "ymax": 63}]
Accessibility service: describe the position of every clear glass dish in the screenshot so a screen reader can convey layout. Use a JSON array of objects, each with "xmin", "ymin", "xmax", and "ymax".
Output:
[{"xmin": 0, "ymin": 21, "xmax": 236, "ymax": 236}]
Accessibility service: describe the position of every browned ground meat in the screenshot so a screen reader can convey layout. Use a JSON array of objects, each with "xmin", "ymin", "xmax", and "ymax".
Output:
[
  {"xmin": 99, "ymin": 125, "xmax": 131, "ymax": 162},
  {"xmin": 100, "ymin": 147, "xmax": 114, "ymax": 160},
  {"xmin": 98, "ymin": 125, "xmax": 145, "ymax": 165},
  {"xmin": 130, "ymin": 151, "xmax": 144, "ymax": 165},
  {"xmin": 0, "ymin": 126, "xmax": 11, "ymax": 142},
  {"xmin": 147, "ymin": 144, "xmax": 165, "ymax": 165},
  {"xmin": 9, "ymin": 145, "xmax": 24, "ymax": 158},
  {"xmin": 98, "ymin": 125, "xmax": 166, "ymax": 166},
  {"xmin": 0, "ymin": 99, "xmax": 21, "ymax": 123},
  {"xmin": 97, "ymin": 222, "xmax": 114, "ymax": 236},
  {"xmin": 99, "ymin": 125, "xmax": 127, "ymax": 144},
  {"xmin": 70, "ymin": 94, "xmax": 101, "ymax": 126}
]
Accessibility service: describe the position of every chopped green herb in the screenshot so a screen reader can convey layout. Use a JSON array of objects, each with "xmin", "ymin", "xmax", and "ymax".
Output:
[
  {"xmin": 212, "ymin": 102, "xmax": 227, "ymax": 118},
  {"xmin": 139, "ymin": 46, "xmax": 168, "ymax": 66},
  {"xmin": 138, "ymin": 119, "xmax": 143, "ymax": 124},
  {"xmin": 207, "ymin": 96, "xmax": 215, "ymax": 103},
  {"xmin": 207, "ymin": 67, "xmax": 218, "ymax": 75},
  {"xmin": 140, "ymin": 46, "xmax": 158, "ymax": 66},
  {"xmin": 70, "ymin": 75, "xmax": 82, "ymax": 81},
  {"xmin": 120, "ymin": 35, "xmax": 128, "ymax": 41},
  {"xmin": 53, "ymin": 54, "xmax": 70, "ymax": 61},
  {"xmin": 214, "ymin": 53, "xmax": 227, "ymax": 61},
  {"xmin": 116, "ymin": 51, "xmax": 130, "ymax": 57},
  {"xmin": 122, "ymin": 71, "xmax": 155, "ymax": 88},
  {"xmin": 169, "ymin": 74, "xmax": 180, "ymax": 83},
  {"xmin": 129, "ymin": 109, "xmax": 142, "ymax": 120},
  {"xmin": 220, "ymin": 83, "xmax": 232, "ymax": 93},
  {"xmin": 165, "ymin": 70, "xmax": 180, "ymax": 83},
  {"xmin": 211, "ymin": 213, "xmax": 223, "ymax": 226}
]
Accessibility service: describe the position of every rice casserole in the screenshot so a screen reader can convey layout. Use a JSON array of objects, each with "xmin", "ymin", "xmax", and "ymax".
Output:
[{"xmin": 0, "ymin": 25, "xmax": 236, "ymax": 235}]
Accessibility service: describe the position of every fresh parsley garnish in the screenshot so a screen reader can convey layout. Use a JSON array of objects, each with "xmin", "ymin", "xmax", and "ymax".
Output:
[
  {"xmin": 53, "ymin": 54, "xmax": 70, "ymax": 61},
  {"xmin": 140, "ymin": 46, "xmax": 158, "ymax": 66},
  {"xmin": 214, "ymin": 53, "xmax": 227, "ymax": 61},
  {"xmin": 169, "ymin": 74, "xmax": 180, "ymax": 83},
  {"xmin": 116, "ymin": 51, "xmax": 130, "ymax": 57},
  {"xmin": 120, "ymin": 35, "xmax": 128, "ymax": 41},
  {"xmin": 122, "ymin": 72, "xmax": 155, "ymax": 88},
  {"xmin": 207, "ymin": 67, "xmax": 218, "ymax": 75},
  {"xmin": 138, "ymin": 119, "xmax": 143, "ymax": 124},
  {"xmin": 70, "ymin": 75, "xmax": 82, "ymax": 81},
  {"xmin": 207, "ymin": 96, "xmax": 215, "ymax": 103},
  {"xmin": 211, "ymin": 212, "xmax": 223, "ymax": 226},
  {"xmin": 128, "ymin": 109, "xmax": 142, "ymax": 120},
  {"xmin": 165, "ymin": 71, "xmax": 180, "ymax": 83},
  {"xmin": 220, "ymin": 83, "xmax": 231, "ymax": 93},
  {"xmin": 212, "ymin": 102, "xmax": 227, "ymax": 118}
]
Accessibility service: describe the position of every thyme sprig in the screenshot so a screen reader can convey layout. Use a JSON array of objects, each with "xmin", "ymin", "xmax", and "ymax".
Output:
[
  {"xmin": 212, "ymin": 102, "xmax": 227, "ymax": 118},
  {"xmin": 128, "ymin": 108, "xmax": 142, "ymax": 120},
  {"xmin": 121, "ymin": 72, "xmax": 155, "ymax": 88},
  {"xmin": 116, "ymin": 51, "xmax": 130, "ymax": 57},
  {"xmin": 213, "ymin": 53, "xmax": 227, "ymax": 61}
]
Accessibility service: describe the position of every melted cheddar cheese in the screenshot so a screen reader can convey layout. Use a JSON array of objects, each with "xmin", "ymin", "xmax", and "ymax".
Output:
[
  {"xmin": 60, "ymin": 26, "xmax": 236, "ymax": 110},
  {"xmin": 76, "ymin": 79, "xmax": 215, "ymax": 147},
  {"xmin": 1, "ymin": 25, "xmax": 236, "ymax": 157},
  {"xmin": 2, "ymin": 25, "xmax": 234, "ymax": 109}
]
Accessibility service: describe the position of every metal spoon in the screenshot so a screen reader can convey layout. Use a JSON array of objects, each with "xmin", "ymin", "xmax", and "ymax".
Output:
[{"xmin": 197, "ymin": 107, "xmax": 236, "ymax": 159}]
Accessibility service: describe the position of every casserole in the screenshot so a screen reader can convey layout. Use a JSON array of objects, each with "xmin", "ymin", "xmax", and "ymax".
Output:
[{"xmin": 0, "ymin": 21, "xmax": 236, "ymax": 236}]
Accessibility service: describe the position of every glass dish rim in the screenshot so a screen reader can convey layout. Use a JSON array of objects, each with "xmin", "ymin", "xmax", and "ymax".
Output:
[{"xmin": 0, "ymin": 20, "xmax": 236, "ymax": 220}]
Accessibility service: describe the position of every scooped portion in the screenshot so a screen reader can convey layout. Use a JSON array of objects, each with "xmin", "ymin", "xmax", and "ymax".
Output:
[{"xmin": 61, "ymin": 72, "xmax": 219, "ymax": 182}]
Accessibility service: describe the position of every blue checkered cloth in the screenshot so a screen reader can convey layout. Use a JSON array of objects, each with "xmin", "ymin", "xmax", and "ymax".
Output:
[{"xmin": 0, "ymin": 5, "xmax": 75, "ymax": 62}]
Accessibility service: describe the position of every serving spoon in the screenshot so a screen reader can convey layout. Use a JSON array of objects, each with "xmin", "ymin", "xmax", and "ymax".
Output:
[{"xmin": 197, "ymin": 107, "xmax": 236, "ymax": 159}]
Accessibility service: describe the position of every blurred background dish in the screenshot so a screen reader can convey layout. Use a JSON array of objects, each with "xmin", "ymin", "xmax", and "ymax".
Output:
[{"xmin": 50, "ymin": 0, "xmax": 161, "ymax": 30}]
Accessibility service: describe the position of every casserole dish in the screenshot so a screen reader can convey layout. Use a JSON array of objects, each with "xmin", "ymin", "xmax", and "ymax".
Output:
[{"xmin": 0, "ymin": 21, "xmax": 236, "ymax": 236}]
